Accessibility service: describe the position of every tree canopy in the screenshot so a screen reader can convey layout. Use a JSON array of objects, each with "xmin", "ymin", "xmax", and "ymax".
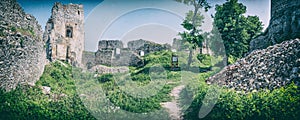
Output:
[
  {"xmin": 214, "ymin": 0, "xmax": 263, "ymax": 63},
  {"xmin": 175, "ymin": 0, "xmax": 211, "ymax": 68}
]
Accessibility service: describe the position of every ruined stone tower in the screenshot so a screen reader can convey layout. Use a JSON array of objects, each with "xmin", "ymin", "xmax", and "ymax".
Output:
[
  {"xmin": 250, "ymin": 0, "xmax": 300, "ymax": 51},
  {"xmin": 44, "ymin": 2, "xmax": 84, "ymax": 66}
]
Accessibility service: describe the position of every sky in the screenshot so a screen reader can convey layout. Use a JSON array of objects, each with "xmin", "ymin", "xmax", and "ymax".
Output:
[{"xmin": 18, "ymin": 0, "xmax": 270, "ymax": 52}]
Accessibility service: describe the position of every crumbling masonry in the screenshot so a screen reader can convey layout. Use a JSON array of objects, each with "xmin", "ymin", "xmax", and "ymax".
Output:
[{"xmin": 44, "ymin": 2, "xmax": 84, "ymax": 67}]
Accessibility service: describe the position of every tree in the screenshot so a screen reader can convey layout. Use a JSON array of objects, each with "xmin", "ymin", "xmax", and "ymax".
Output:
[
  {"xmin": 207, "ymin": 23, "xmax": 225, "ymax": 56},
  {"xmin": 214, "ymin": 0, "xmax": 263, "ymax": 64},
  {"xmin": 175, "ymin": 0, "xmax": 211, "ymax": 68}
]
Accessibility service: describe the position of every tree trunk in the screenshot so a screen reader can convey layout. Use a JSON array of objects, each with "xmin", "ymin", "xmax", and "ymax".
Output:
[
  {"xmin": 206, "ymin": 39, "xmax": 209, "ymax": 54},
  {"xmin": 187, "ymin": 49, "xmax": 193, "ymax": 69}
]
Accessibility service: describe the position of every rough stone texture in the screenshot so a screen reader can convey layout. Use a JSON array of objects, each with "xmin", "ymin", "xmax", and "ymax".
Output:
[
  {"xmin": 95, "ymin": 49, "xmax": 114, "ymax": 66},
  {"xmin": 128, "ymin": 39, "xmax": 171, "ymax": 54},
  {"xmin": 98, "ymin": 40, "xmax": 123, "ymax": 50},
  {"xmin": 91, "ymin": 49, "xmax": 143, "ymax": 68},
  {"xmin": 44, "ymin": 2, "xmax": 84, "ymax": 67},
  {"xmin": 41, "ymin": 86, "xmax": 51, "ymax": 95},
  {"xmin": 136, "ymin": 42, "xmax": 171, "ymax": 55},
  {"xmin": 89, "ymin": 65, "xmax": 129, "ymax": 75},
  {"xmin": 112, "ymin": 49, "xmax": 144, "ymax": 67},
  {"xmin": 82, "ymin": 39, "xmax": 171, "ymax": 70},
  {"xmin": 250, "ymin": 0, "xmax": 300, "ymax": 51},
  {"xmin": 0, "ymin": 0, "xmax": 46, "ymax": 91},
  {"xmin": 94, "ymin": 40, "xmax": 121, "ymax": 66},
  {"xmin": 128, "ymin": 39, "xmax": 151, "ymax": 51},
  {"xmin": 82, "ymin": 51, "xmax": 96, "ymax": 69},
  {"xmin": 206, "ymin": 39, "xmax": 300, "ymax": 92},
  {"xmin": 94, "ymin": 40, "xmax": 144, "ymax": 67}
]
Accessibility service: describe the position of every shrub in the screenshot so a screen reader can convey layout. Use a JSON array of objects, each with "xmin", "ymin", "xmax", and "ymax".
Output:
[
  {"xmin": 0, "ymin": 61, "xmax": 96, "ymax": 120},
  {"xmin": 228, "ymin": 55, "xmax": 238, "ymax": 64},
  {"xmin": 197, "ymin": 54, "xmax": 212, "ymax": 66},
  {"xmin": 183, "ymin": 83, "xmax": 300, "ymax": 120},
  {"xmin": 97, "ymin": 74, "xmax": 113, "ymax": 83},
  {"xmin": 143, "ymin": 50, "xmax": 172, "ymax": 68},
  {"xmin": 131, "ymin": 73, "xmax": 150, "ymax": 82}
]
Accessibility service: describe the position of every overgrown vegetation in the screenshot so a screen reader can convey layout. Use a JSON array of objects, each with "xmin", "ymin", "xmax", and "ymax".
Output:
[
  {"xmin": 96, "ymin": 51, "xmax": 183, "ymax": 113},
  {"xmin": 1, "ymin": 0, "xmax": 298, "ymax": 119},
  {"xmin": 183, "ymin": 82, "xmax": 300, "ymax": 120},
  {"xmin": 0, "ymin": 61, "xmax": 95, "ymax": 120},
  {"xmin": 196, "ymin": 54, "xmax": 212, "ymax": 66},
  {"xmin": 176, "ymin": 0, "xmax": 210, "ymax": 68},
  {"xmin": 214, "ymin": 0, "xmax": 263, "ymax": 64},
  {"xmin": 97, "ymin": 73, "xmax": 113, "ymax": 83},
  {"xmin": 0, "ymin": 50, "xmax": 186, "ymax": 119},
  {"xmin": 9, "ymin": 25, "xmax": 35, "ymax": 37},
  {"xmin": 100, "ymin": 74, "xmax": 175, "ymax": 113},
  {"xmin": 1, "ymin": 40, "xmax": 297, "ymax": 120}
]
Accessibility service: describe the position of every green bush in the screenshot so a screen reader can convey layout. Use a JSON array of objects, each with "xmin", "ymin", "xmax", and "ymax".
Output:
[
  {"xmin": 97, "ymin": 74, "xmax": 113, "ymax": 83},
  {"xmin": 131, "ymin": 73, "xmax": 150, "ymax": 82},
  {"xmin": 183, "ymin": 83, "xmax": 300, "ymax": 120},
  {"xmin": 103, "ymin": 81, "xmax": 174, "ymax": 113},
  {"xmin": 197, "ymin": 54, "xmax": 212, "ymax": 66},
  {"xmin": 0, "ymin": 57, "xmax": 180, "ymax": 119},
  {"xmin": 228, "ymin": 55, "xmax": 238, "ymax": 65},
  {"xmin": 0, "ymin": 61, "xmax": 96, "ymax": 120},
  {"xmin": 144, "ymin": 50, "xmax": 172, "ymax": 68}
]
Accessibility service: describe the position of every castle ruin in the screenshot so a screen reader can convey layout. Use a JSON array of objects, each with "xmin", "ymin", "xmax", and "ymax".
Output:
[
  {"xmin": 82, "ymin": 39, "xmax": 171, "ymax": 69},
  {"xmin": 44, "ymin": 2, "xmax": 84, "ymax": 67}
]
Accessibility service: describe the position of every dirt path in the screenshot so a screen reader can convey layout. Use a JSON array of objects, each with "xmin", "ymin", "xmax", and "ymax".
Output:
[{"xmin": 160, "ymin": 85, "xmax": 185, "ymax": 120}]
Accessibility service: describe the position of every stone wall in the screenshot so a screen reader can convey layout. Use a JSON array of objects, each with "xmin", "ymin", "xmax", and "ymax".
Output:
[
  {"xmin": 128, "ymin": 39, "xmax": 150, "ymax": 51},
  {"xmin": 94, "ymin": 40, "xmax": 144, "ymax": 67},
  {"xmin": 0, "ymin": 0, "xmax": 46, "ymax": 91},
  {"xmin": 89, "ymin": 65, "xmax": 129, "ymax": 75},
  {"xmin": 95, "ymin": 49, "xmax": 114, "ymax": 66},
  {"xmin": 98, "ymin": 40, "xmax": 123, "ymax": 50},
  {"xmin": 82, "ymin": 51, "xmax": 96, "ymax": 69},
  {"xmin": 137, "ymin": 43, "xmax": 171, "ymax": 55},
  {"xmin": 250, "ymin": 0, "xmax": 300, "ymax": 51},
  {"xmin": 206, "ymin": 39, "xmax": 300, "ymax": 92},
  {"xmin": 128, "ymin": 39, "xmax": 171, "ymax": 54},
  {"xmin": 44, "ymin": 2, "xmax": 84, "ymax": 67},
  {"xmin": 85, "ymin": 39, "xmax": 170, "ymax": 69},
  {"xmin": 112, "ymin": 49, "xmax": 144, "ymax": 67}
]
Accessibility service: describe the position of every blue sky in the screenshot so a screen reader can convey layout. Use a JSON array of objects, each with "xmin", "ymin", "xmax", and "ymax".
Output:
[
  {"xmin": 18, "ymin": 0, "xmax": 270, "ymax": 52},
  {"xmin": 18, "ymin": 0, "xmax": 103, "ymax": 28}
]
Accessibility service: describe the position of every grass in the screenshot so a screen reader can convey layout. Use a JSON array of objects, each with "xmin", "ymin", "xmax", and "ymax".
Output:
[
  {"xmin": 0, "ymin": 49, "xmax": 223, "ymax": 119},
  {"xmin": 4, "ymin": 49, "xmax": 296, "ymax": 120},
  {"xmin": 0, "ymin": 61, "xmax": 95, "ymax": 120},
  {"xmin": 181, "ymin": 72, "xmax": 300, "ymax": 120}
]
